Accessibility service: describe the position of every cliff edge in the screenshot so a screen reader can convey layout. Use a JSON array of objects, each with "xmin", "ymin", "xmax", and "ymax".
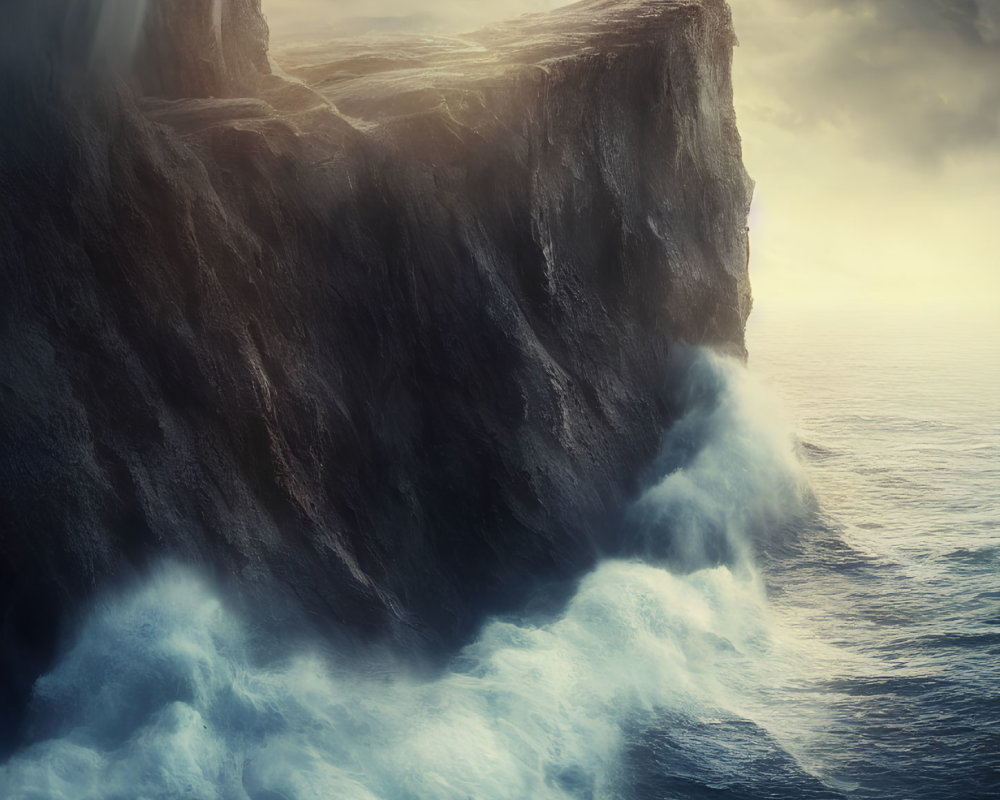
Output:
[{"xmin": 0, "ymin": 0, "xmax": 751, "ymax": 739}]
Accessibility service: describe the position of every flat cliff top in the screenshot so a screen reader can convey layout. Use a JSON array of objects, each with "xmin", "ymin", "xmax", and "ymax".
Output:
[{"xmin": 266, "ymin": 0, "xmax": 729, "ymax": 127}]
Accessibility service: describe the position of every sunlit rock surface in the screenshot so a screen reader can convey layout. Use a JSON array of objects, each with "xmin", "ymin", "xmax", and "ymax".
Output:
[{"xmin": 0, "ymin": 0, "xmax": 751, "ymax": 738}]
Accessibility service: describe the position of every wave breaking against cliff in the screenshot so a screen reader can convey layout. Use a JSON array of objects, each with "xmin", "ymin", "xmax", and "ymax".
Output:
[{"xmin": 2, "ymin": 349, "xmax": 829, "ymax": 800}]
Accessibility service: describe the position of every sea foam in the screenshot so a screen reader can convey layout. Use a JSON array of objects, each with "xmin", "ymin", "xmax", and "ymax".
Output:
[{"xmin": 0, "ymin": 348, "xmax": 817, "ymax": 800}]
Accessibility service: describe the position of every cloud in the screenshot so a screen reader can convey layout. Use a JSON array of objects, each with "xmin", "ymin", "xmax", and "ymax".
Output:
[
  {"xmin": 977, "ymin": 0, "xmax": 1000, "ymax": 42},
  {"xmin": 730, "ymin": 0, "xmax": 1000, "ymax": 164}
]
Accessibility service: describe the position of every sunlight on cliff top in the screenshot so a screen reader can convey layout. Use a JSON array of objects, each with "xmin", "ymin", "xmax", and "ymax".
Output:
[
  {"xmin": 264, "ymin": 0, "xmax": 571, "ymax": 39},
  {"xmin": 263, "ymin": 0, "xmax": 1000, "ymax": 320}
]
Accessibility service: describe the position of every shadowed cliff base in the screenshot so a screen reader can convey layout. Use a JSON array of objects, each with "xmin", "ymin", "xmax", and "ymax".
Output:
[{"xmin": 0, "ymin": 0, "xmax": 751, "ymax": 746}]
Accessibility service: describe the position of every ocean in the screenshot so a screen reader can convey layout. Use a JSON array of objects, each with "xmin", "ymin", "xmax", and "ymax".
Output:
[
  {"xmin": 1, "ymin": 309, "xmax": 997, "ymax": 799},
  {"xmin": 744, "ymin": 307, "xmax": 1000, "ymax": 799}
]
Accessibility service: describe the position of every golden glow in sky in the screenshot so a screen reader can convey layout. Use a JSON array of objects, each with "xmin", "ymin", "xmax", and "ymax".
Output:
[
  {"xmin": 264, "ymin": 0, "xmax": 1000, "ymax": 316},
  {"xmin": 729, "ymin": 0, "xmax": 1000, "ymax": 317}
]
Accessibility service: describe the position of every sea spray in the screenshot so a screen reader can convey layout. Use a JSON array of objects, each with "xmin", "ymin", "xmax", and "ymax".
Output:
[
  {"xmin": 0, "ymin": 348, "xmax": 823, "ymax": 799},
  {"xmin": 3, "ymin": 563, "xmax": 811, "ymax": 800},
  {"xmin": 629, "ymin": 345, "xmax": 812, "ymax": 570}
]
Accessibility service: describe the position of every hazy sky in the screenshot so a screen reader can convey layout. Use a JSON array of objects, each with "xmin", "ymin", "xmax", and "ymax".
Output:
[
  {"xmin": 264, "ymin": 0, "xmax": 1000, "ymax": 315},
  {"xmin": 728, "ymin": 0, "xmax": 1000, "ymax": 318}
]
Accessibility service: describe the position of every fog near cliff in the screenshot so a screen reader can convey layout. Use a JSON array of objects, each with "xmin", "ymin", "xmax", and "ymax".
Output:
[
  {"xmin": 264, "ymin": 0, "xmax": 1000, "ymax": 314},
  {"xmin": 263, "ymin": 0, "xmax": 562, "ymax": 36},
  {"xmin": 265, "ymin": 0, "xmax": 1000, "ymax": 162},
  {"xmin": 0, "ymin": 0, "xmax": 148, "ymax": 94}
]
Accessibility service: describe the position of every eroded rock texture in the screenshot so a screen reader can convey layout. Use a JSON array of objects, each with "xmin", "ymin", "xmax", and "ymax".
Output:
[
  {"xmin": 0, "ymin": 0, "xmax": 751, "ymax": 735},
  {"xmin": 138, "ymin": 0, "xmax": 271, "ymax": 98}
]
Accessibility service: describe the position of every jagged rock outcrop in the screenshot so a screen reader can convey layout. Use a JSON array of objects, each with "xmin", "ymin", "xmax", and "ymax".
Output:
[
  {"xmin": 0, "ymin": 0, "xmax": 751, "ymax": 741},
  {"xmin": 137, "ymin": 0, "xmax": 271, "ymax": 98}
]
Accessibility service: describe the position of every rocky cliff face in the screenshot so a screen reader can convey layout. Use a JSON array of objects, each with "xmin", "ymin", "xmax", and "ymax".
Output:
[
  {"xmin": 0, "ymin": 0, "xmax": 751, "ymax": 740},
  {"xmin": 137, "ymin": 0, "xmax": 270, "ymax": 98}
]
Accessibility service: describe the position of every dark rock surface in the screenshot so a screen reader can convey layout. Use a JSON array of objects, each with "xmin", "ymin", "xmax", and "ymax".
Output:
[
  {"xmin": 137, "ymin": 0, "xmax": 271, "ymax": 98},
  {"xmin": 0, "ymin": 0, "xmax": 751, "ymax": 740}
]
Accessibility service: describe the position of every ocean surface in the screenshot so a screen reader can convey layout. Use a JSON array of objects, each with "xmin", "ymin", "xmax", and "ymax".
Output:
[
  {"xmin": 744, "ymin": 308, "xmax": 1000, "ymax": 799},
  {"xmin": 1, "ymin": 309, "xmax": 997, "ymax": 799}
]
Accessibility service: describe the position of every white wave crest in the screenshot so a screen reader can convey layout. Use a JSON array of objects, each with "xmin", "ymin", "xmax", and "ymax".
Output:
[{"xmin": 0, "ymin": 348, "xmax": 823, "ymax": 799}]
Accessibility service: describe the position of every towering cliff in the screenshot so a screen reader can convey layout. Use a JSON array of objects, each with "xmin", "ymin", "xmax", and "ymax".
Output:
[{"xmin": 0, "ymin": 0, "xmax": 751, "ymax": 739}]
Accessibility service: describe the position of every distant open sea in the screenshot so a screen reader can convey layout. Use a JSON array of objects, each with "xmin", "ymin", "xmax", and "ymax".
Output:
[{"xmin": 744, "ymin": 307, "xmax": 1000, "ymax": 798}]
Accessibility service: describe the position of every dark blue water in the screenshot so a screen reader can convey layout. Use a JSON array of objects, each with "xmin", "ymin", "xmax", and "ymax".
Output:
[
  {"xmin": 1, "ymin": 315, "xmax": 997, "ymax": 799},
  {"xmin": 745, "ymin": 309, "xmax": 1000, "ymax": 799}
]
